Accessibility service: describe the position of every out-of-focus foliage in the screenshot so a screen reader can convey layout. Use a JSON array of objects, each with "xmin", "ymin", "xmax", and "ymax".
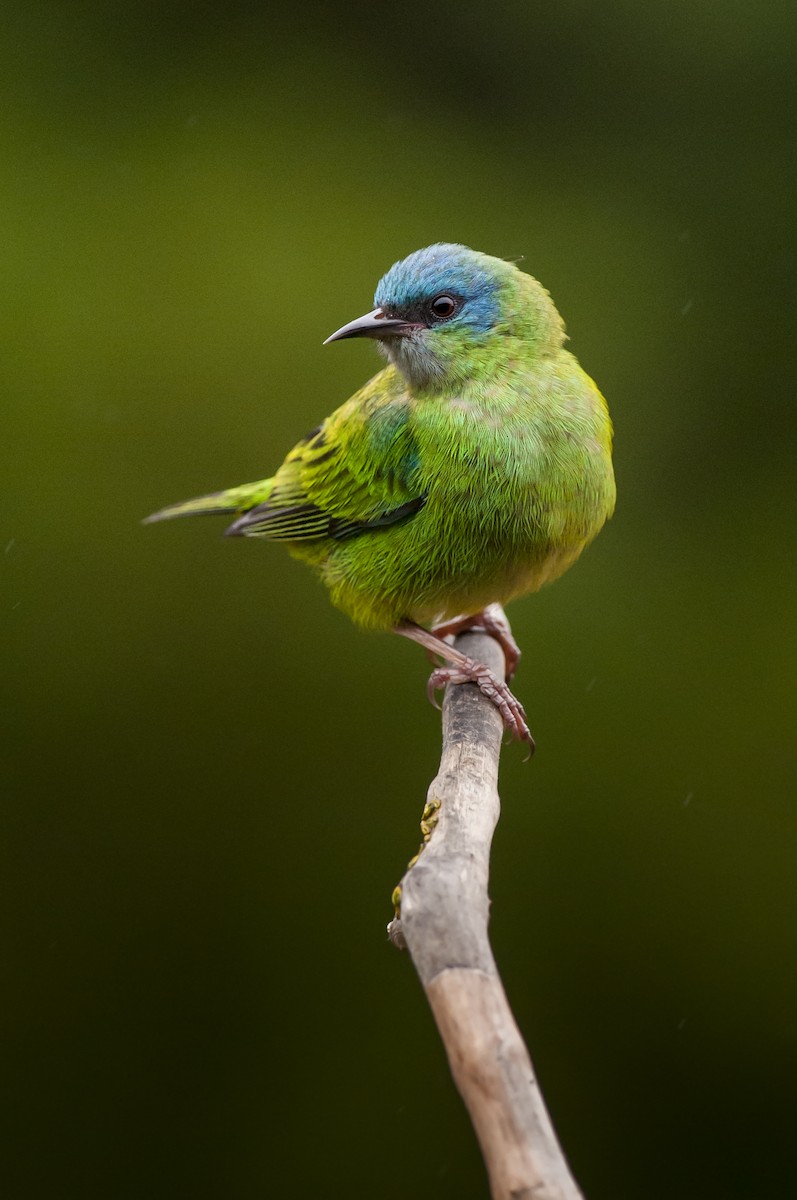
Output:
[{"xmin": 3, "ymin": 3, "xmax": 795, "ymax": 1197}]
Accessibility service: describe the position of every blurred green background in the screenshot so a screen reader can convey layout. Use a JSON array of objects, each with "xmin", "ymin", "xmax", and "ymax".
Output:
[{"xmin": 3, "ymin": 2, "xmax": 795, "ymax": 1196}]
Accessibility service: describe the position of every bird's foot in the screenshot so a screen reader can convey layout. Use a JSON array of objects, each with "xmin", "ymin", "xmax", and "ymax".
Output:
[
  {"xmin": 431, "ymin": 603, "xmax": 521, "ymax": 680},
  {"xmin": 427, "ymin": 659, "xmax": 534, "ymax": 750},
  {"xmin": 395, "ymin": 617, "xmax": 534, "ymax": 752}
]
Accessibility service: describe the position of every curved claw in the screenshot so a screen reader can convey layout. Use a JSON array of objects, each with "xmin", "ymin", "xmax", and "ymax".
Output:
[
  {"xmin": 426, "ymin": 660, "xmax": 535, "ymax": 752},
  {"xmin": 427, "ymin": 665, "xmax": 468, "ymax": 710},
  {"xmin": 395, "ymin": 618, "xmax": 534, "ymax": 754}
]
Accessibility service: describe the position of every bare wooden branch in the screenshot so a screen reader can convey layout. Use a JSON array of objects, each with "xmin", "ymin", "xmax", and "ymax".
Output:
[{"xmin": 388, "ymin": 623, "xmax": 584, "ymax": 1200}]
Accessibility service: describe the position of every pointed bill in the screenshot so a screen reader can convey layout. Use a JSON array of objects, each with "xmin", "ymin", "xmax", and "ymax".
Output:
[{"xmin": 323, "ymin": 307, "xmax": 422, "ymax": 344}]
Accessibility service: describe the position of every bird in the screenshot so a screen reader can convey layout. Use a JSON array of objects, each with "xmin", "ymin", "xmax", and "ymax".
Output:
[{"xmin": 145, "ymin": 244, "xmax": 615, "ymax": 747}]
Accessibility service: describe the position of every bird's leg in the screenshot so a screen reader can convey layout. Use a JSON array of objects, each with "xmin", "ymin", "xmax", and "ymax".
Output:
[
  {"xmin": 394, "ymin": 620, "xmax": 534, "ymax": 749},
  {"xmin": 430, "ymin": 603, "xmax": 521, "ymax": 680}
]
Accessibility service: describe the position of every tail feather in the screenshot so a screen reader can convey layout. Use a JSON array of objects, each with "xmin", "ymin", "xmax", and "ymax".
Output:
[{"xmin": 143, "ymin": 478, "xmax": 273, "ymax": 525}]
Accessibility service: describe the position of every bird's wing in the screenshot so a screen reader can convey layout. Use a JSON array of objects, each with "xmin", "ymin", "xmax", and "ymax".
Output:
[{"xmin": 226, "ymin": 370, "xmax": 426, "ymax": 542}]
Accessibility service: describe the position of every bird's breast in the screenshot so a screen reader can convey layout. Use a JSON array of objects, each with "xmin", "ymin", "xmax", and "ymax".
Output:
[{"xmin": 417, "ymin": 395, "xmax": 612, "ymax": 548}]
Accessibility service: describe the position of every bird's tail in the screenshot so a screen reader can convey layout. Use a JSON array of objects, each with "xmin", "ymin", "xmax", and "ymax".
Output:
[{"xmin": 143, "ymin": 478, "xmax": 274, "ymax": 525}]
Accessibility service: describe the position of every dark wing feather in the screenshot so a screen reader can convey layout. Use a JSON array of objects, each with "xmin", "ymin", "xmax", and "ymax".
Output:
[
  {"xmin": 226, "ymin": 494, "xmax": 427, "ymax": 542},
  {"xmin": 226, "ymin": 372, "xmax": 426, "ymax": 544}
]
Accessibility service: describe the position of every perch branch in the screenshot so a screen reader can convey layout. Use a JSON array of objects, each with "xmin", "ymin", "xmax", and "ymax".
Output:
[{"xmin": 387, "ymin": 621, "xmax": 584, "ymax": 1200}]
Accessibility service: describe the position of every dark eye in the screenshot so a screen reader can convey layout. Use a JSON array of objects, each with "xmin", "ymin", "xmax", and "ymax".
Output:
[{"xmin": 428, "ymin": 294, "xmax": 458, "ymax": 320}]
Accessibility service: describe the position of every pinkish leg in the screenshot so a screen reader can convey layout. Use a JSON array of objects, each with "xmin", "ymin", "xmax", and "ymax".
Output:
[
  {"xmin": 431, "ymin": 603, "xmax": 521, "ymax": 680},
  {"xmin": 395, "ymin": 620, "xmax": 534, "ymax": 750}
]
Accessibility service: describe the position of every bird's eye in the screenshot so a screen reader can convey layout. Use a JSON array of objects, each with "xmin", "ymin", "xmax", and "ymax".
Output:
[{"xmin": 428, "ymin": 294, "xmax": 458, "ymax": 320}]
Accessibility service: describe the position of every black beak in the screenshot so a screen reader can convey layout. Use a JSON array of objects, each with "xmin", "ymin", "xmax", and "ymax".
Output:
[{"xmin": 323, "ymin": 307, "xmax": 422, "ymax": 345}]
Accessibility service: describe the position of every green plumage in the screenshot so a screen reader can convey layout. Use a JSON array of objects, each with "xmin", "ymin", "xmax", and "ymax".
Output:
[{"xmin": 147, "ymin": 244, "xmax": 615, "ymax": 640}]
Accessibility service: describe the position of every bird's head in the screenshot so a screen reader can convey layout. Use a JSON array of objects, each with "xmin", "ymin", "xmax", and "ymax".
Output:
[{"xmin": 324, "ymin": 243, "xmax": 565, "ymax": 389}]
